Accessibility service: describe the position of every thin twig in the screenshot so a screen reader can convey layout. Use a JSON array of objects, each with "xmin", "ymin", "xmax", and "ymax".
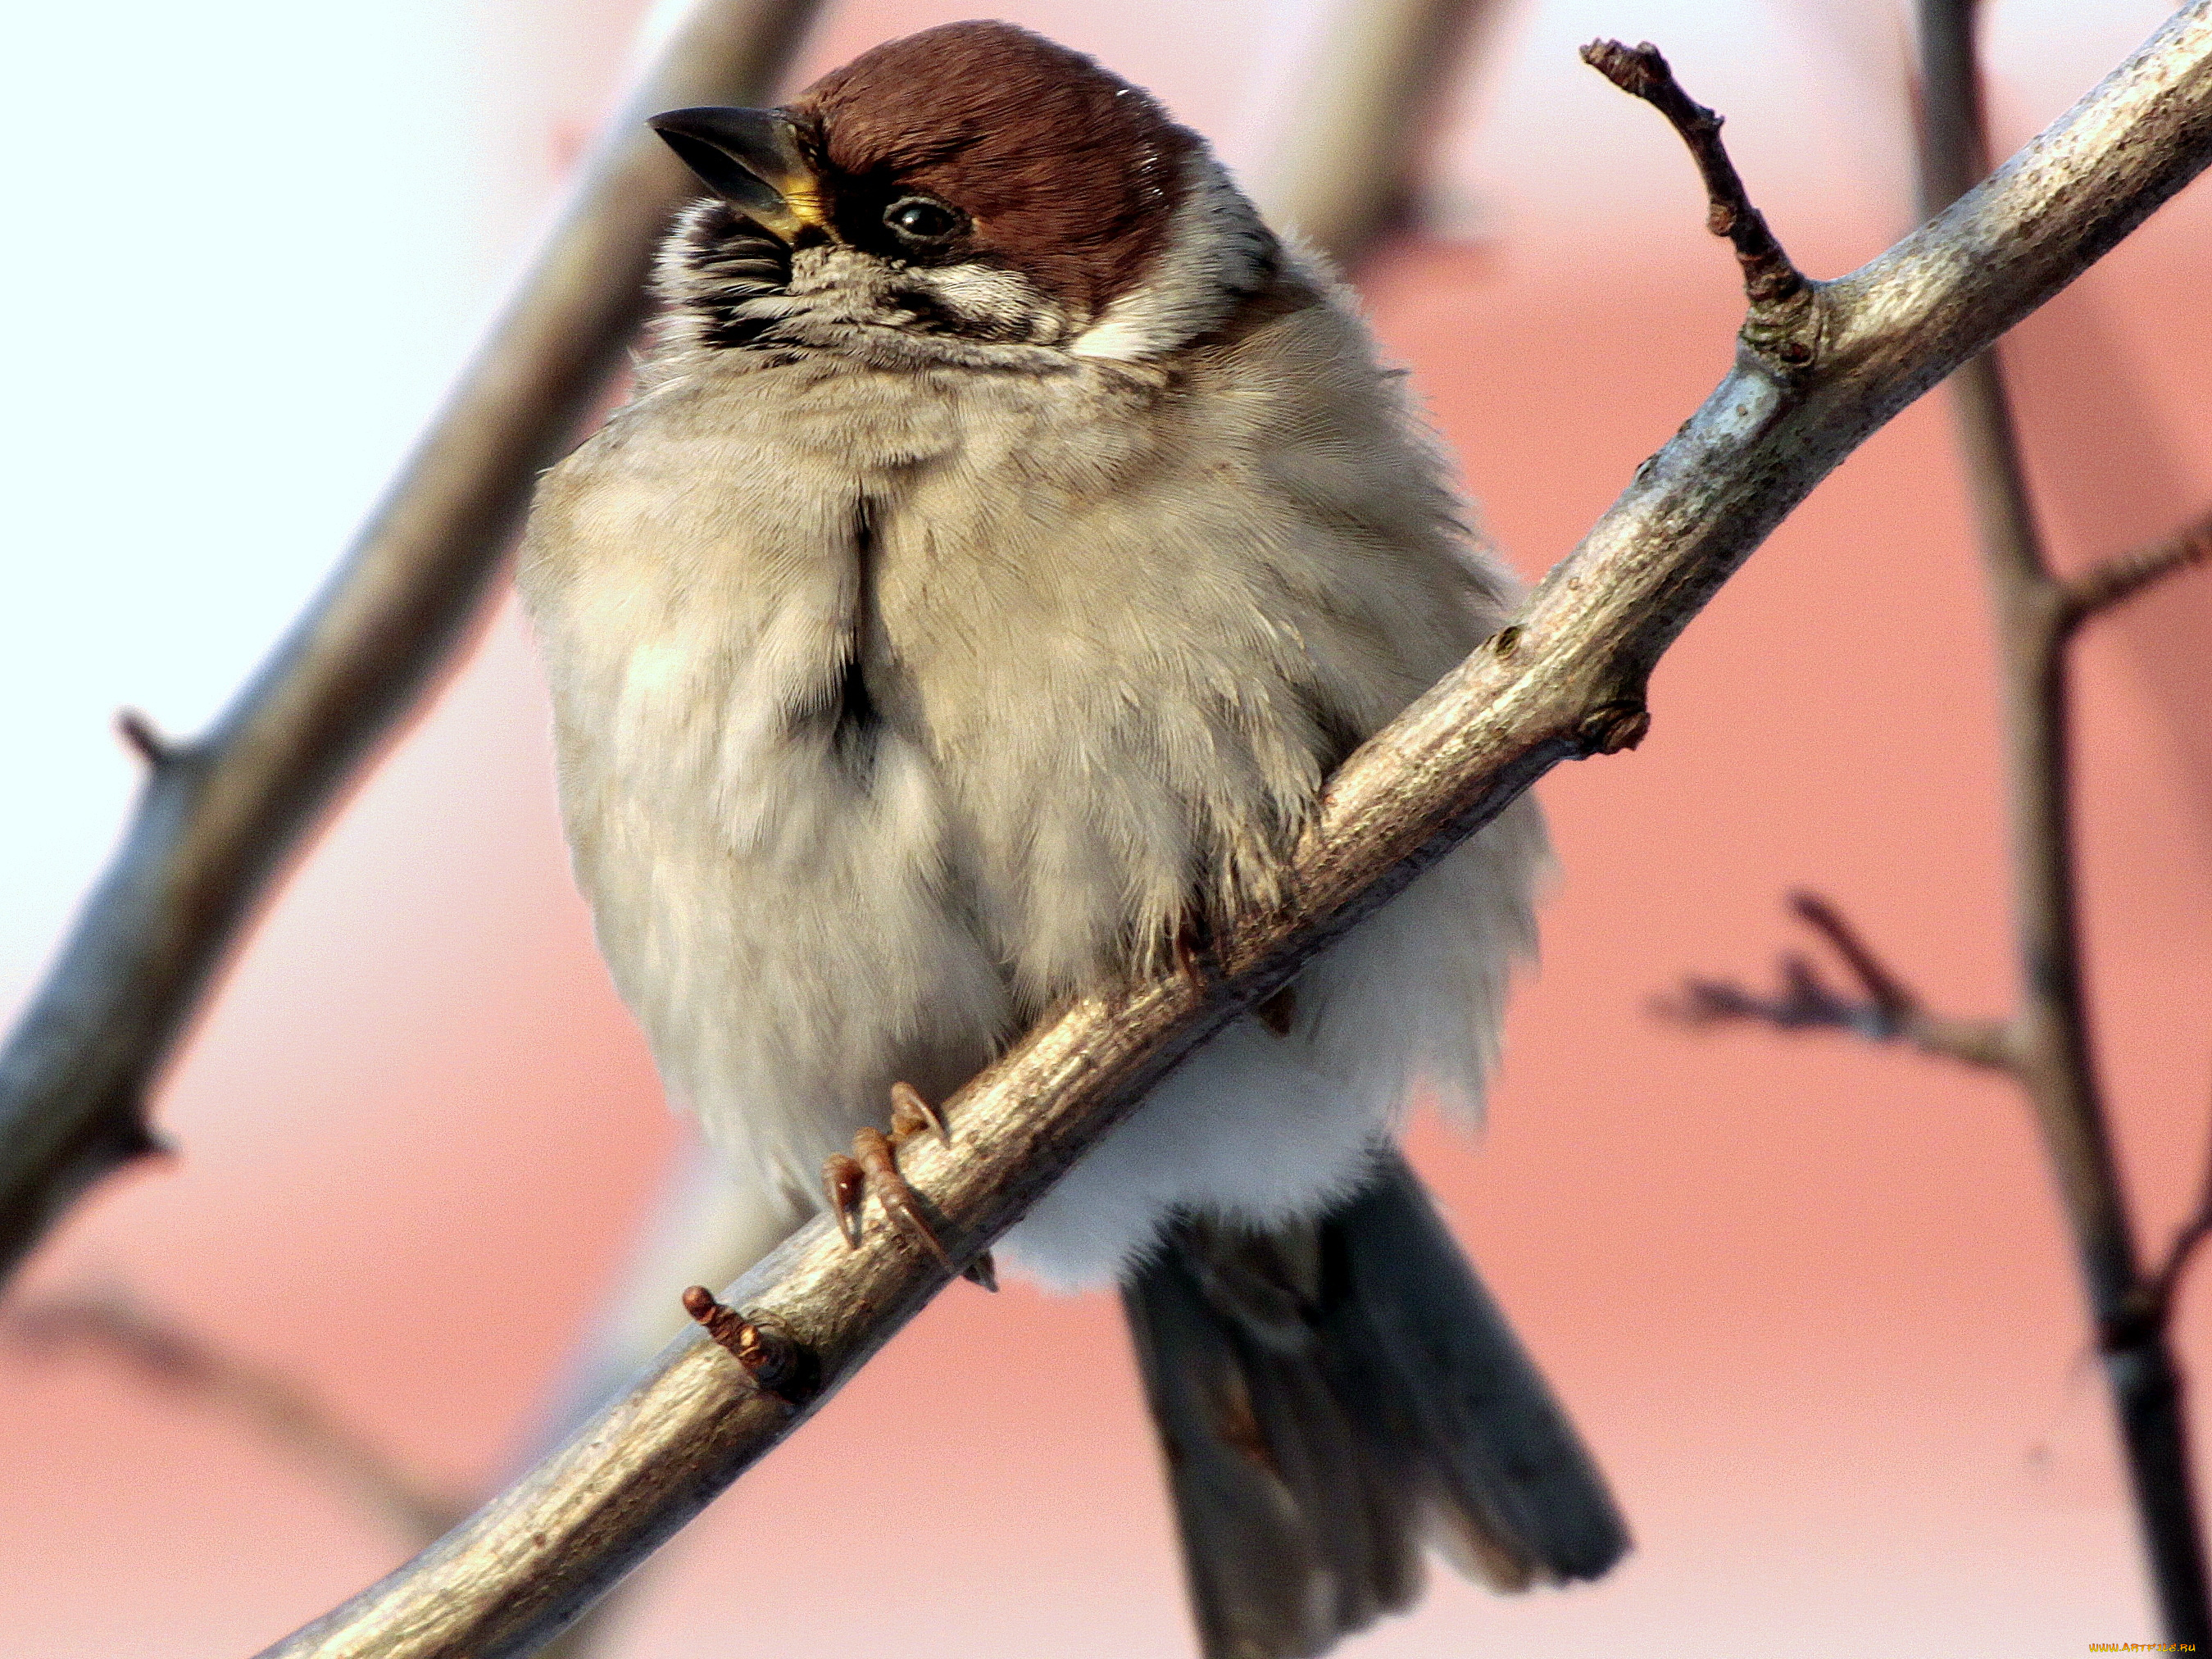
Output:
[
  {"xmin": 1787, "ymin": 892, "xmax": 1913, "ymax": 1022},
  {"xmin": 1667, "ymin": 957, "xmax": 1886, "ymax": 1036},
  {"xmin": 6, "ymin": 1291, "xmax": 465, "ymax": 1543},
  {"xmin": 2143, "ymin": 1078, "xmax": 2212, "ymax": 1329},
  {"xmin": 1665, "ymin": 891, "xmax": 2012, "ymax": 1070},
  {"xmin": 1578, "ymin": 39, "xmax": 1810, "ymax": 326},
  {"xmin": 9, "ymin": 1291, "xmax": 621, "ymax": 1659},
  {"xmin": 252, "ymin": 17, "xmax": 2212, "ymax": 1655},
  {"xmin": 0, "ymin": 0, "xmax": 828, "ymax": 1290},
  {"xmin": 1924, "ymin": 0, "xmax": 2206, "ymax": 1637},
  {"xmin": 2060, "ymin": 506, "xmax": 2212, "ymax": 631}
]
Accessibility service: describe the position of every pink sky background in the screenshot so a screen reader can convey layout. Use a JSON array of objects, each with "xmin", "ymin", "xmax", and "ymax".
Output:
[{"xmin": 3, "ymin": 2, "xmax": 2210, "ymax": 1656}]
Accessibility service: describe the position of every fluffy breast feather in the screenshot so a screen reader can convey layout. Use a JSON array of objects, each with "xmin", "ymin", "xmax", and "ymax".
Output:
[
  {"xmin": 875, "ymin": 280, "xmax": 1521, "ymax": 1007},
  {"xmin": 519, "ymin": 263, "xmax": 1546, "ymax": 1281}
]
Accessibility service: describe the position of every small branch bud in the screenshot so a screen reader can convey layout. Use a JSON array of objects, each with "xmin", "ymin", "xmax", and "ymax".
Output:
[
  {"xmin": 1578, "ymin": 700, "xmax": 1651, "ymax": 755},
  {"xmin": 115, "ymin": 709, "xmax": 171, "ymax": 768},
  {"xmin": 111, "ymin": 1116, "xmax": 173, "ymax": 1165},
  {"xmin": 682, "ymin": 1288, "xmax": 811, "ymax": 1407}
]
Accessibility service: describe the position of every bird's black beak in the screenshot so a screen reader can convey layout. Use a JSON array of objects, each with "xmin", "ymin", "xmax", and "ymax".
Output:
[{"xmin": 648, "ymin": 107, "xmax": 825, "ymax": 239}]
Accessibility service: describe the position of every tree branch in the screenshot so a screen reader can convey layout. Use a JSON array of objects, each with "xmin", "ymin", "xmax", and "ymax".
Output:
[
  {"xmin": 2060, "ymin": 505, "xmax": 2212, "ymax": 630},
  {"xmin": 1914, "ymin": 0, "xmax": 2211, "ymax": 1639},
  {"xmin": 1663, "ymin": 891, "xmax": 2013, "ymax": 1070},
  {"xmin": 2140, "ymin": 1074, "xmax": 2212, "ymax": 1337},
  {"xmin": 249, "ymin": 15, "xmax": 2212, "ymax": 1656},
  {"xmin": 6, "ymin": 1290, "xmax": 464, "ymax": 1543},
  {"xmin": 0, "ymin": 0, "xmax": 828, "ymax": 1290},
  {"xmin": 1250, "ymin": 0, "xmax": 1507, "ymax": 263}
]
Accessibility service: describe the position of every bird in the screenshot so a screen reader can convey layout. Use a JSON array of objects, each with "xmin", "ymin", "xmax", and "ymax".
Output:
[{"xmin": 517, "ymin": 20, "xmax": 1628, "ymax": 1657}]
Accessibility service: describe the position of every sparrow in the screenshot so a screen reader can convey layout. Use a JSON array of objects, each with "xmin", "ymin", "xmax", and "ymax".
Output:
[{"xmin": 518, "ymin": 20, "xmax": 1627, "ymax": 1656}]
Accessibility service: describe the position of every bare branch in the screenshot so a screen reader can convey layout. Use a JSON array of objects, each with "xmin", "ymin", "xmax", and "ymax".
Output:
[
  {"xmin": 1787, "ymin": 892, "xmax": 1915, "ymax": 1024},
  {"xmin": 1666, "ymin": 954, "xmax": 1875, "ymax": 1034},
  {"xmin": 250, "ymin": 15, "xmax": 2212, "ymax": 1657},
  {"xmin": 1916, "ymin": 0, "xmax": 2056, "ymax": 614},
  {"xmin": 1251, "ymin": 0, "xmax": 1507, "ymax": 266},
  {"xmin": 8, "ymin": 1291, "xmax": 626, "ymax": 1658},
  {"xmin": 2145, "ymin": 1086, "xmax": 2212, "ymax": 1335},
  {"xmin": 0, "ymin": 0, "xmax": 828, "ymax": 1289},
  {"xmin": 2061, "ymin": 506, "xmax": 2212, "ymax": 630},
  {"xmin": 1578, "ymin": 39, "xmax": 1810, "ymax": 329},
  {"xmin": 6, "ymin": 1291, "xmax": 464, "ymax": 1543},
  {"xmin": 1662, "ymin": 891, "xmax": 2011, "ymax": 1070},
  {"xmin": 1910, "ymin": 0, "xmax": 2207, "ymax": 1635}
]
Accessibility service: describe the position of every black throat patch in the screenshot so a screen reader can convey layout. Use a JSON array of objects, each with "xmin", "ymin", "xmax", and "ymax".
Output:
[{"xmin": 679, "ymin": 202, "xmax": 796, "ymax": 350}]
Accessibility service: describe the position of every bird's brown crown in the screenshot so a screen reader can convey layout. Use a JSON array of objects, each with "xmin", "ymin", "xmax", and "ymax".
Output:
[{"xmin": 791, "ymin": 21, "xmax": 1192, "ymax": 318}]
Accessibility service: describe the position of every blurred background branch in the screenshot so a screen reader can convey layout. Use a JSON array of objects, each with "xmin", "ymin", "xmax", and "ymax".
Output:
[
  {"xmin": 1660, "ymin": 889, "xmax": 2014, "ymax": 1069},
  {"xmin": 0, "ymin": 0, "xmax": 827, "ymax": 1291},
  {"xmin": 4, "ymin": 1289, "xmax": 466, "ymax": 1545},
  {"xmin": 1247, "ymin": 0, "xmax": 1506, "ymax": 266},
  {"xmin": 1663, "ymin": 0, "xmax": 2212, "ymax": 1640},
  {"xmin": 7, "ymin": 1, "xmax": 2212, "ymax": 1653},
  {"xmin": 1909, "ymin": 0, "xmax": 2206, "ymax": 1629}
]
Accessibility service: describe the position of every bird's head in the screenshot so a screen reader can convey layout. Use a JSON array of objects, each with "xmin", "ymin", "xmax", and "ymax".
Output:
[{"xmin": 647, "ymin": 21, "xmax": 1276, "ymax": 369}]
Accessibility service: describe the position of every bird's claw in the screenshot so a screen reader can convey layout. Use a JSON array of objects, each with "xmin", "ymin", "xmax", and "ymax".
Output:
[
  {"xmin": 1173, "ymin": 911, "xmax": 1214, "ymax": 989},
  {"xmin": 820, "ymin": 1084, "xmax": 989, "ymax": 1283},
  {"xmin": 890, "ymin": 1079, "xmax": 950, "ymax": 1145},
  {"xmin": 824, "ymin": 1153, "xmax": 866, "ymax": 1247},
  {"xmin": 822, "ymin": 1125, "xmax": 956, "ymax": 1272},
  {"xmin": 852, "ymin": 1126, "xmax": 956, "ymax": 1270}
]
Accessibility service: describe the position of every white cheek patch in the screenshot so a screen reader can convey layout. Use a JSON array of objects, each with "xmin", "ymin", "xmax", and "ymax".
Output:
[
  {"xmin": 1070, "ymin": 151, "xmax": 1272, "ymax": 362},
  {"xmin": 911, "ymin": 263, "xmax": 1073, "ymax": 342},
  {"xmin": 785, "ymin": 246, "xmax": 1072, "ymax": 346}
]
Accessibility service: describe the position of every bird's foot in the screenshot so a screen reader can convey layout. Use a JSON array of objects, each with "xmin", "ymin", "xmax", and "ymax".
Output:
[
  {"xmin": 1173, "ymin": 910, "xmax": 1215, "ymax": 989},
  {"xmin": 821, "ymin": 1083, "xmax": 963, "ymax": 1275},
  {"xmin": 821, "ymin": 1084, "xmax": 997, "ymax": 1289}
]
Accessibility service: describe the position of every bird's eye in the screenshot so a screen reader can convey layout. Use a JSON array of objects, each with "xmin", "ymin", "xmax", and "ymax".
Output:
[{"xmin": 883, "ymin": 196, "xmax": 961, "ymax": 242}]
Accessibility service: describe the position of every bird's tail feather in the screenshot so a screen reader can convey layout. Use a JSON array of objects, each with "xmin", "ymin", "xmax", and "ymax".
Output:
[{"xmin": 1120, "ymin": 1150, "xmax": 1627, "ymax": 1659}]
